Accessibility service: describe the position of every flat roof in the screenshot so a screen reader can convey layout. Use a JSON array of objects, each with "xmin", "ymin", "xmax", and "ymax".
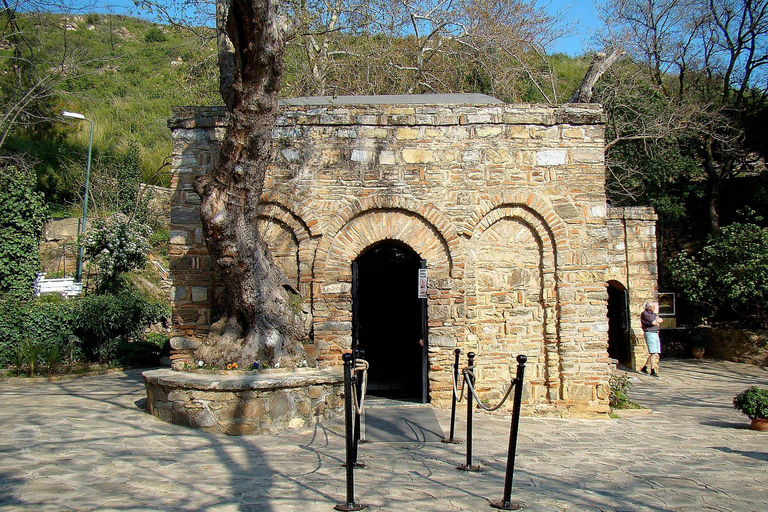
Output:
[{"xmin": 279, "ymin": 93, "xmax": 503, "ymax": 106}]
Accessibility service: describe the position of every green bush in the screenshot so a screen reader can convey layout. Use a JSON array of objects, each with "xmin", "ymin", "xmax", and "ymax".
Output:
[
  {"xmin": 144, "ymin": 27, "xmax": 167, "ymax": 43},
  {"xmin": 0, "ymin": 291, "xmax": 168, "ymax": 369},
  {"xmin": 113, "ymin": 331, "xmax": 169, "ymax": 367},
  {"xmin": 733, "ymin": 386, "xmax": 768, "ymax": 420},
  {"xmin": 609, "ymin": 374, "xmax": 640, "ymax": 410},
  {"xmin": 74, "ymin": 291, "xmax": 168, "ymax": 363},
  {"xmin": 669, "ymin": 223, "xmax": 768, "ymax": 326},
  {"xmin": 0, "ymin": 295, "xmax": 77, "ymax": 368}
]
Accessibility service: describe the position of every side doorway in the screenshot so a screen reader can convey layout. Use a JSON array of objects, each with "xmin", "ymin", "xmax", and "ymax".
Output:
[
  {"xmin": 607, "ymin": 281, "xmax": 631, "ymax": 364},
  {"xmin": 352, "ymin": 242, "xmax": 427, "ymax": 403}
]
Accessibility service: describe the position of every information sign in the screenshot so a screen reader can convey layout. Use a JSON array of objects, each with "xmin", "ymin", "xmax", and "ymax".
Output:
[{"xmin": 418, "ymin": 269, "xmax": 428, "ymax": 298}]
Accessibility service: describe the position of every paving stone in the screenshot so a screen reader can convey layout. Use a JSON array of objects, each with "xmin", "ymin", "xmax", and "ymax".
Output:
[{"xmin": 0, "ymin": 360, "xmax": 767, "ymax": 511}]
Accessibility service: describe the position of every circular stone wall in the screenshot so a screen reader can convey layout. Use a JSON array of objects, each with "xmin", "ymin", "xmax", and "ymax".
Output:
[{"xmin": 143, "ymin": 368, "xmax": 344, "ymax": 435}]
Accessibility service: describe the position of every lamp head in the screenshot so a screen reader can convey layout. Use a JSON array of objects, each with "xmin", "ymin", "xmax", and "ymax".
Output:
[{"xmin": 62, "ymin": 111, "xmax": 86, "ymax": 120}]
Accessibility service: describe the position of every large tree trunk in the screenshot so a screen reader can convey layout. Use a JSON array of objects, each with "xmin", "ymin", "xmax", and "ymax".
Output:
[{"xmin": 193, "ymin": 0, "xmax": 310, "ymax": 369}]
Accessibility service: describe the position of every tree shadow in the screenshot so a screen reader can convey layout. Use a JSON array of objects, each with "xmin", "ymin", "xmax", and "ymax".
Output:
[
  {"xmin": 713, "ymin": 446, "xmax": 768, "ymax": 462},
  {"xmin": 700, "ymin": 420, "xmax": 750, "ymax": 429},
  {"xmin": 0, "ymin": 369, "xmax": 282, "ymax": 511},
  {"xmin": 0, "ymin": 471, "xmax": 26, "ymax": 508}
]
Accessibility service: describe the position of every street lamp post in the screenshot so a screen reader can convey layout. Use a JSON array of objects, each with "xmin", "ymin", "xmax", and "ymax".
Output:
[{"xmin": 62, "ymin": 111, "xmax": 94, "ymax": 283}]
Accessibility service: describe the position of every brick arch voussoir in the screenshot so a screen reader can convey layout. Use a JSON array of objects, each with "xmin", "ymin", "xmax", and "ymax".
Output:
[
  {"xmin": 259, "ymin": 191, "xmax": 319, "ymax": 238},
  {"xmin": 323, "ymin": 211, "xmax": 451, "ymax": 281},
  {"xmin": 257, "ymin": 202, "xmax": 310, "ymax": 244},
  {"xmin": 470, "ymin": 203, "xmax": 560, "ymax": 277},
  {"xmin": 315, "ymin": 208, "xmax": 455, "ymax": 282},
  {"xmin": 314, "ymin": 196, "xmax": 464, "ymax": 280},
  {"xmin": 462, "ymin": 192, "xmax": 567, "ymax": 250}
]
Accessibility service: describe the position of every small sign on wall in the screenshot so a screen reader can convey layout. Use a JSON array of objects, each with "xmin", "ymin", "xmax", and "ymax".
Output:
[
  {"xmin": 418, "ymin": 269, "xmax": 428, "ymax": 298},
  {"xmin": 658, "ymin": 292, "xmax": 675, "ymax": 316},
  {"xmin": 659, "ymin": 292, "xmax": 676, "ymax": 329}
]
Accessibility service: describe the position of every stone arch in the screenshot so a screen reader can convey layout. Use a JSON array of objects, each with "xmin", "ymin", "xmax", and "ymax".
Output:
[
  {"xmin": 311, "ymin": 207, "xmax": 454, "ymax": 364},
  {"xmin": 316, "ymin": 195, "xmax": 463, "ymax": 278},
  {"xmin": 257, "ymin": 201, "xmax": 314, "ymax": 298},
  {"xmin": 460, "ymin": 192, "xmax": 569, "ymax": 252},
  {"xmin": 258, "ymin": 201, "xmax": 312, "ymax": 243},
  {"xmin": 319, "ymin": 208, "xmax": 452, "ymax": 282},
  {"xmin": 259, "ymin": 190, "xmax": 321, "ymax": 237},
  {"xmin": 470, "ymin": 204, "xmax": 558, "ymax": 277},
  {"xmin": 470, "ymin": 204, "xmax": 562, "ymax": 404},
  {"xmin": 606, "ymin": 280, "xmax": 630, "ymax": 364}
]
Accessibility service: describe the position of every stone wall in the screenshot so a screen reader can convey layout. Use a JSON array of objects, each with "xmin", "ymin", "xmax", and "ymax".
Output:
[
  {"xmin": 696, "ymin": 328, "xmax": 768, "ymax": 366},
  {"xmin": 143, "ymin": 368, "xmax": 344, "ymax": 435},
  {"xmin": 168, "ymin": 100, "xmax": 658, "ymax": 417},
  {"xmin": 606, "ymin": 207, "xmax": 659, "ymax": 369}
]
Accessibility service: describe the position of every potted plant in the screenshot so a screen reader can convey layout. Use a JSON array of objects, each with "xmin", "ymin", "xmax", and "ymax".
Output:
[
  {"xmin": 733, "ymin": 386, "xmax": 768, "ymax": 431},
  {"xmin": 689, "ymin": 330, "xmax": 710, "ymax": 359}
]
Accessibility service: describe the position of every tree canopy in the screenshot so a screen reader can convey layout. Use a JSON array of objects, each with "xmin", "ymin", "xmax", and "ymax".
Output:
[{"xmin": 598, "ymin": 0, "xmax": 768, "ymax": 234}]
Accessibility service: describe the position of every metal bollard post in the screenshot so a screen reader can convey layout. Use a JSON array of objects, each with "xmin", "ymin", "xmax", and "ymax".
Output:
[
  {"xmin": 352, "ymin": 349, "xmax": 366, "ymax": 467},
  {"xmin": 490, "ymin": 354, "xmax": 528, "ymax": 511},
  {"xmin": 457, "ymin": 352, "xmax": 480, "ymax": 471},
  {"xmin": 335, "ymin": 353, "xmax": 367, "ymax": 511},
  {"xmin": 443, "ymin": 348, "xmax": 463, "ymax": 444}
]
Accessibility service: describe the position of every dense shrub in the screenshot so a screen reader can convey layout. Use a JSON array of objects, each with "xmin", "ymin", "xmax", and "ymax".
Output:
[
  {"xmin": 733, "ymin": 386, "xmax": 768, "ymax": 420},
  {"xmin": 669, "ymin": 222, "xmax": 768, "ymax": 326},
  {"xmin": 74, "ymin": 291, "xmax": 168, "ymax": 363},
  {"xmin": 0, "ymin": 295, "xmax": 77, "ymax": 368},
  {"xmin": 0, "ymin": 165, "xmax": 48, "ymax": 296},
  {"xmin": 144, "ymin": 27, "xmax": 167, "ymax": 43},
  {"xmin": 0, "ymin": 291, "xmax": 169, "ymax": 369},
  {"xmin": 113, "ymin": 332, "xmax": 170, "ymax": 367}
]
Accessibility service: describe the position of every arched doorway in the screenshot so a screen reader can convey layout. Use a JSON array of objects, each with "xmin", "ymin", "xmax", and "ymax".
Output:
[
  {"xmin": 353, "ymin": 242, "xmax": 427, "ymax": 402},
  {"xmin": 607, "ymin": 281, "xmax": 631, "ymax": 364}
]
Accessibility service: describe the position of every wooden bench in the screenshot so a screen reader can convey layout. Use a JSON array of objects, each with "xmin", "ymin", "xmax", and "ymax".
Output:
[{"xmin": 33, "ymin": 273, "xmax": 83, "ymax": 298}]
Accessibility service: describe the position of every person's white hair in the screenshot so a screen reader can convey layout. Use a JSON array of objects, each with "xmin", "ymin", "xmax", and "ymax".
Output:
[{"xmin": 644, "ymin": 301, "xmax": 656, "ymax": 310}]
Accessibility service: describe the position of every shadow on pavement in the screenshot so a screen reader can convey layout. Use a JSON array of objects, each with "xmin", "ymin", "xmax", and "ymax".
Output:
[{"xmin": 713, "ymin": 446, "xmax": 768, "ymax": 461}]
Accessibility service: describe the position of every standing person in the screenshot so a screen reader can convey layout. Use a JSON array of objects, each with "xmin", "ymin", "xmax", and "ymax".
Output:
[{"xmin": 640, "ymin": 301, "xmax": 663, "ymax": 378}]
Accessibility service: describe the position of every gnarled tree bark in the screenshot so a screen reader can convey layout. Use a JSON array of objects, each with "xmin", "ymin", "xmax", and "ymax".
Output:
[{"xmin": 193, "ymin": 0, "xmax": 310, "ymax": 369}]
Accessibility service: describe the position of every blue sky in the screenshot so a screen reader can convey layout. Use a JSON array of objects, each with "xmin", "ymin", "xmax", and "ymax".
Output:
[
  {"xmin": 92, "ymin": 0, "xmax": 603, "ymax": 56},
  {"xmin": 547, "ymin": 0, "xmax": 603, "ymax": 55}
]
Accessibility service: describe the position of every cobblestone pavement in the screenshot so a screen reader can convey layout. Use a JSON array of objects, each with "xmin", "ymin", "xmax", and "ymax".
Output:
[{"xmin": 1, "ymin": 358, "xmax": 766, "ymax": 512}]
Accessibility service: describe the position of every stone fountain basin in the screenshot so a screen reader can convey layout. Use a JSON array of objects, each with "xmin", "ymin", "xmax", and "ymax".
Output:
[{"xmin": 142, "ymin": 367, "xmax": 344, "ymax": 435}]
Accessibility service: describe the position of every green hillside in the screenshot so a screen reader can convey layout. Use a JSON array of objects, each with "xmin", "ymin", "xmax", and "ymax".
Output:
[{"xmin": 2, "ymin": 13, "xmax": 220, "ymax": 204}]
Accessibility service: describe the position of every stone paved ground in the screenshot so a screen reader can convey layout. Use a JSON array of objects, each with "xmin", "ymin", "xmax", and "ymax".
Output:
[{"xmin": 1, "ymin": 358, "xmax": 766, "ymax": 512}]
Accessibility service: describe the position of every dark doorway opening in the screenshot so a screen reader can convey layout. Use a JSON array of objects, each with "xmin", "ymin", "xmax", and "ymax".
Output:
[
  {"xmin": 607, "ymin": 281, "xmax": 631, "ymax": 364},
  {"xmin": 353, "ymin": 242, "xmax": 426, "ymax": 402}
]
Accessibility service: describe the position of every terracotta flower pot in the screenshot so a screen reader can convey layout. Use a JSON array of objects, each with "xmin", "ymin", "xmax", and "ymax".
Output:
[
  {"xmin": 750, "ymin": 418, "xmax": 768, "ymax": 431},
  {"xmin": 692, "ymin": 347, "xmax": 705, "ymax": 359}
]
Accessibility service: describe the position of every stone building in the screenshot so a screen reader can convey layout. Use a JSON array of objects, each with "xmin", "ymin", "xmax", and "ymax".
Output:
[{"xmin": 168, "ymin": 95, "xmax": 658, "ymax": 417}]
